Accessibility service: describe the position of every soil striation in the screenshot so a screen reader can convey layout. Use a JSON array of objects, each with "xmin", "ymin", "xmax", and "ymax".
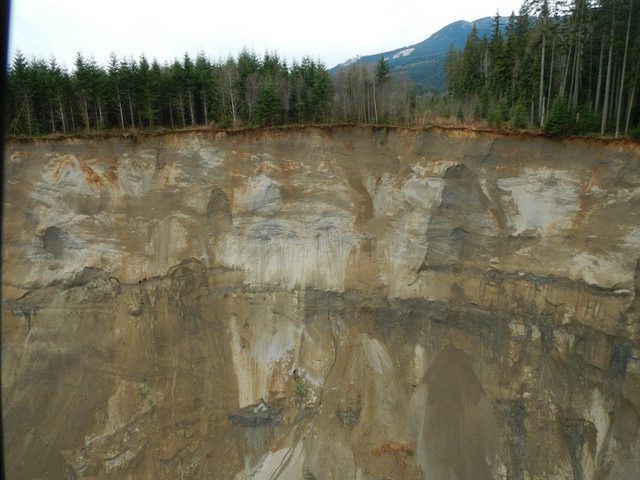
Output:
[{"xmin": 3, "ymin": 126, "xmax": 640, "ymax": 479}]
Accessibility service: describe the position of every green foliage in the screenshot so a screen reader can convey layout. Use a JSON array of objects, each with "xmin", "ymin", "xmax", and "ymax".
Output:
[
  {"xmin": 472, "ymin": 92, "xmax": 490, "ymax": 121},
  {"xmin": 302, "ymin": 470, "xmax": 318, "ymax": 480},
  {"xmin": 445, "ymin": 47, "xmax": 462, "ymax": 97},
  {"xmin": 294, "ymin": 377, "xmax": 307, "ymax": 398},
  {"xmin": 544, "ymin": 96, "xmax": 573, "ymax": 135},
  {"xmin": 12, "ymin": 0, "xmax": 640, "ymax": 137},
  {"xmin": 438, "ymin": 104, "xmax": 451, "ymax": 118},
  {"xmin": 489, "ymin": 97, "xmax": 510, "ymax": 127},
  {"xmin": 290, "ymin": 57, "xmax": 332, "ymax": 123},
  {"xmin": 444, "ymin": 0, "xmax": 640, "ymax": 136},
  {"xmin": 5, "ymin": 50, "xmax": 337, "ymax": 136},
  {"xmin": 473, "ymin": 104, "xmax": 484, "ymax": 121},
  {"xmin": 375, "ymin": 56, "xmax": 390, "ymax": 85},
  {"xmin": 256, "ymin": 79, "xmax": 281, "ymax": 126},
  {"xmin": 573, "ymin": 107, "xmax": 600, "ymax": 135},
  {"xmin": 461, "ymin": 24, "xmax": 483, "ymax": 96},
  {"xmin": 511, "ymin": 103, "xmax": 528, "ymax": 129}
]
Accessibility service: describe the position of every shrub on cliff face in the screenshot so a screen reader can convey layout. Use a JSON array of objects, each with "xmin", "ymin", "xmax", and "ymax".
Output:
[
  {"xmin": 302, "ymin": 470, "xmax": 318, "ymax": 480},
  {"xmin": 295, "ymin": 378, "xmax": 307, "ymax": 397},
  {"xmin": 293, "ymin": 370, "xmax": 307, "ymax": 398},
  {"xmin": 544, "ymin": 96, "xmax": 573, "ymax": 135}
]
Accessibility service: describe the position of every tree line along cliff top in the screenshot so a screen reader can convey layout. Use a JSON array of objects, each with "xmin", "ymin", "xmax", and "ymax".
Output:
[{"xmin": 6, "ymin": 0, "xmax": 640, "ymax": 139}]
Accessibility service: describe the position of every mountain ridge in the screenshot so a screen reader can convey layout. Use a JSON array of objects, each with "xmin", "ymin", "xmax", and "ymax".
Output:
[{"xmin": 329, "ymin": 17, "xmax": 495, "ymax": 91}]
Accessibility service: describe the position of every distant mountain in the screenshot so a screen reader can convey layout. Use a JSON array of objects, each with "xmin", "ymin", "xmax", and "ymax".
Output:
[{"xmin": 329, "ymin": 17, "xmax": 495, "ymax": 92}]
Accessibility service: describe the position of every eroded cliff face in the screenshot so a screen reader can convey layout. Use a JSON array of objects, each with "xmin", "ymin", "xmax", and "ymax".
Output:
[{"xmin": 3, "ymin": 126, "xmax": 640, "ymax": 480}]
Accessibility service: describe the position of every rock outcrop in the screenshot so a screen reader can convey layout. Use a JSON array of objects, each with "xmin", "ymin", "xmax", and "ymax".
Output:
[{"xmin": 3, "ymin": 126, "xmax": 640, "ymax": 479}]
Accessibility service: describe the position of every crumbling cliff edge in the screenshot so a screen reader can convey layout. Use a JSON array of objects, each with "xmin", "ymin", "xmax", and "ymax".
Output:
[{"xmin": 3, "ymin": 126, "xmax": 640, "ymax": 479}]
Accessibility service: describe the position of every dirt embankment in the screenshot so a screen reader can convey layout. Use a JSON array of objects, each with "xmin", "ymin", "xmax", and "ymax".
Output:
[{"xmin": 3, "ymin": 126, "xmax": 640, "ymax": 479}]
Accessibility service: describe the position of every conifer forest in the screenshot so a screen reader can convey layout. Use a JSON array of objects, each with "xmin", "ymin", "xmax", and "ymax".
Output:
[
  {"xmin": 6, "ymin": 0, "xmax": 640, "ymax": 138},
  {"xmin": 446, "ymin": 0, "xmax": 640, "ymax": 136}
]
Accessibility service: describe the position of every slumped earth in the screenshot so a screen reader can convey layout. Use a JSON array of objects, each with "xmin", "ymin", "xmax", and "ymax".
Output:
[{"xmin": 2, "ymin": 126, "xmax": 640, "ymax": 479}]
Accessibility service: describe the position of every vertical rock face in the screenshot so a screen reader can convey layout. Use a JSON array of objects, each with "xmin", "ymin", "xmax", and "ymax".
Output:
[{"xmin": 2, "ymin": 126, "xmax": 640, "ymax": 480}]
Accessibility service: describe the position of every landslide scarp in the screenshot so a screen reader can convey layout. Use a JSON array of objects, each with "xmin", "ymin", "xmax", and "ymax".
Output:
[{"xmin": 3, "ymin": 126, "xmax": 640, "ymax": 479}]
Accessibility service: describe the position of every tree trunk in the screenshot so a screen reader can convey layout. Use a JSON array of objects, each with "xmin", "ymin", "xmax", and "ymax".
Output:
[
  {"xmin": 367, "ymin": 83, "xmax": 372, "ymax": 123},
  {"xmin": 178, "ymin": 90, "xmax": 186, "ymax": 126},
  {"xmin": 571, "ymin": 47, "xmax": 580, "ymax": 110},
  {"xmin": 601, "ymin": 17, "xmax": 615, "ymax": 135},
  {"xmin": 24, "ymin": 91, "xmax": 32, "ymax": 136},
  {"xmin": 530, "ymin": 98, "xmax": 534, "ymax": 124},
  {"xmin": 373, "ymin": 76, "xmax": 378, "ymax": 124},
  {"xmin": 49, "ymin": 101, "xmax": 56, "ymax": 133},
  {"xmin": 561, "ymin": 38, "xmax": 573, "ymax": 97},
  {"xmin": 594, "ymin": 28, "xmax": 606, "ymax": 113},
  {"xmin": 571, "ymin": 2, "xmax": 584, "ymax": 110},
  {"xmin": 547, "ymin": 36, "xmax": 555, "ymax": 110},
  {"xmin": 70, "ymin": 104, "xmax": 76, "ymax": 131},
  {"xmin": 202, "ymin": 85, "xmax": 208, "ymax": 125},
  {"xmin": 611, "ymin": 63, "xmax": 620, "ymax": 127},
  {"xmin": 58, "ymin": 96, "xmax": 66, "ymax": 134},
  {"xmin": 511, "ymin": 57, "xmax": 519, "ymax": 104},
  {"xmin": 128, "ymin": 89, "xmax": 135, "ymax": 127},
  {"xmin": 615, "ymin": 0, "xmax": 633, "ymax": 138},
  {"xmin": 625, "ymin": 71, "xmax": 637, "ymax": 135},
  {"xmin": 40, "ymin": 105, "xmax": 46, "ymax": 133},
  {"xmin": 147, "ymin": 96, "xmax": 154, "ymax": 128},
  {"xmin": 359, "ymin": 80, "xmax": 364, "ymax": 123},
  {"xmin": 187, "ymin": 87, "xmax": 195, "ymax": 126},
  {"xmin": 539, "ymin": 29, "xmax": 547, "ymax": 124},
  {"xmin": 116, "ymin": 85, "xmax": 125, "ymax": 129},
  {"xmin": 82, "ymin": 97, "xmax": 90, "ymax": 130},
  {"xmin": 97, "ymin": 96, "xmax": 104, "ymax": 128},
  {"xmin": 229, "ymin": 90, "xmax": 237, "ymax": 126}
]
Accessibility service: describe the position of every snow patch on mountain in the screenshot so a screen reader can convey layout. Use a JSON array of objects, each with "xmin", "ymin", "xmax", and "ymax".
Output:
[
  {"xmin": 339, "ymin": 55, "xmax": 361, "ymax": 68},
  {"xmin": 392, "ymin": 48, "xmax": 415, "ymax": 59}
]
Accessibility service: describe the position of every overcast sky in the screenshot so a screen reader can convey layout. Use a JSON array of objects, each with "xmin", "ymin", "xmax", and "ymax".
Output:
[{"xmin": 9, "ymin": 0, "xmax": 524, "ymax": 69}]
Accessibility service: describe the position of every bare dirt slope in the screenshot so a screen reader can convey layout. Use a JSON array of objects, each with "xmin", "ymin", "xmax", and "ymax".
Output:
[{"xmin": 3, "ymin": 126, "xmax": 640, "ymax": 479}]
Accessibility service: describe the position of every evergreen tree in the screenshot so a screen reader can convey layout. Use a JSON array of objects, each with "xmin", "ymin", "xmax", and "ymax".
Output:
[
  {"xmin": 543, "ymin": 95, "xmax": 573, "ymax": 134},
  {"xmin": 489, "ymin": 12, "xmax": 509, "ymax": 98},
  {"xmin": 108, "ymin": 53, "xmax": 126, "ymax": 129},
  {"xmin": 375, "ymin": 56, "xmax": 390, "ymax": 85},
  {"xmin": 461, "ymin": 24, "xmax": 483, "ymax": 97},
  {"xmin": 511, "ymin": 102, "xmax": 528, "ymax": 128},
  {"xmin": 194, "ymin": 52, "xmax": 215, "ymax": 125},
  {"xmin": 490, "ymin": 97, "xmax": 510, "ymax": 126},
  {"xmin": 256, "ymin": 78, "xmax": 281, "ymax": 126},
  {"xmin": 445, "ymin": 46, "xmax": 463, "ymax": 97}
]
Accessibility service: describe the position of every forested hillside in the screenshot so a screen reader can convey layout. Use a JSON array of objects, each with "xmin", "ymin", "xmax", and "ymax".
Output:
[
  {"xmin": 329, "ymin": 18, "xmax": 495, "ymax": 91},
  {"xmin": 445, "ymin": 0, "xmax": 640, "ymax": 137},
  {"xmin": 7, "ymin": 50, "xmax": 414, "ymax": 136}
]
